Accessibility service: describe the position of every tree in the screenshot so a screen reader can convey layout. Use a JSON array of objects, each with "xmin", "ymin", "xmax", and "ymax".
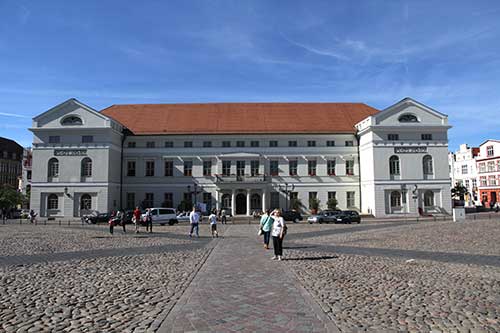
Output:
[
  {"xmin": 177, "ymin": 199, "xmax": 193, "ymax": 212},
  {"xmin": 0, "ymin": 186, "xmax": 24, "ymax": 210},
  {"xmin": 309, "ymin": 197, "xmax": 321, "ymax": 213},
  {"xmin": 327, "ymin": 197, "xmax": 338, "ymax": 210},
  {"xmin": 451, "ymin": 183, "xmax": 468, "ymax": 200},
  {"xmin": 289, "ymin": 197, "xmax": 302, "ymax": 211}
]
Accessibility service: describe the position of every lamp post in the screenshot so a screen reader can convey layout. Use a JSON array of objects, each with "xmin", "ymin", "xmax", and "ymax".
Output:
[
  {"xmin": 279, "ymin": 183, "xmax": 295, "ymax": 210},
  {"xmin": 187, "ymin": 184, "xmax": 203, "ymax": 208}
]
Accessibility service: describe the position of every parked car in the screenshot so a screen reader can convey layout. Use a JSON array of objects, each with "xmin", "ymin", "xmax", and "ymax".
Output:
[
  {"xmin": 307, "ymin": 210, "xmax": 341, "ymax": 224},
  {"xmin": 83, "ymin": 211, "xmax": 112, "ymax": 224},
  {"xmin": 335, "ymin": 210, "xmax": 361, "ymax": 224},
  {"xmin": 141, "ymin": 208, "xmax": 178, "ymax": 226},
  {"xmin": 176, "ymin": 212, "xmax": 191, "ymax": 223},
  {"xmin": 281, "ymin": 210, "xmax": 303, "ymax": 223}
]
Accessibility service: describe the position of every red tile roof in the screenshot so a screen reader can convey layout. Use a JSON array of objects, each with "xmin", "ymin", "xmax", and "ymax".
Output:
[{"xmin": 101, "ymin": 103, "xmax": 379, "ymax": 135}]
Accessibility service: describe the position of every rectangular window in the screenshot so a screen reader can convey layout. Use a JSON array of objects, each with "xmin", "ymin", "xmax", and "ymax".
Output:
[
  {"xmin": 479, "ymin": 163, "xmax": 486, "ymax": 173},
  {"xmin": 47, "ymin": 195, "xmax": 58, "ymax": 210},
  {"xmin": 146, "ymin": 141, "xmax": 155, "ymax": 148},
  {"xmin": 203, "ymin": 193, "xmax": 211, "ymax": 205},
  {"xmin": 222, "ymin": 141, "xmax": 231, "ymax": 147},
  {"xmin": 270, "ymin": 160, "xmax": 279, "ymax": 176},
  {"xmin": 308, "ymin": 192, "xmax": 317, "ymax": 208},
  {"xmin": 487, "ymin": 161, "xmax": 495, "ymax": 172},
  {"xmin": 144, "ymin": 193, "xmax": 154, "ymax": 208},
  {"xmin": 327, "ymin": 159, "xmax": 336, "ymax": 175},
  {"xmin": 422, "ymin": 134, "xmax": 433, "ymax": 140},
  {"xmin": 289, "ymin": 160, "xmax": 298, "ymax": 176},
  {"xmin": 346, "ymin": 160, "xmax": 354, "ymax": 175},
  {"xmin": 480, "ymin": 176, "xmax": 487, "ymax": 186},
  {"xmin": 251, "ymin": 141, "xmax": 259, "ymax": 147},
  {"xmin": 328, "ymin": 191, "xmax": 336, "ymax": 200},
  {"xmin": 82, "ymin": 135, "xmax": 93, "ymax": 143},
  {"xmin": 164, "ymin": 141, "xmax": 173, "ymax": 148},
  {"xmin": 308, "ymin": 160, "xmax": 317, "ymax": 176},
  {"xmin": 270, "ymin": 192, "xmax": 280, "ymax": 209},
  {"xmin": 498, "ymin": 161, "xmax": 500, "ymax": 171},
  {"xmin": 326, "ymin": 140, "xmax": 335, "ymax": 147},
  {"xmin": 487, "ymin": 145, "xmax": 494, "ymax": 157},
  {"xmin": 307, "ymin": 140, "xmax": 316, "ymax": 147},
  {"xmin": 184, "ymin": 141, "xmax": 193, "ymax": 148},
  {"xmin": 269, "ymin": 140, "xmax": 278, "ymax": 147},
  {"xmin": 222, "ymin": 161, "xmax": 231, "ymax": 176},
  {"xmin": 27, "ymin": 170, "xmax": 32, "ymax": 180},
  {"xmin": 461, "ymin": 165, "xmax": 468, "ymax": 174},
  {"xmin": 127, "ymin": 141, "xmax": 136, "ymax": 148},
  {"xmin": 346, "ymin": 191, "xmax": 355, "ymax": 208},
  {"xmin": 465, "ymin": 179, "xmax": 470, "ymax": 189},
  {"xmin": 126, "ymin": 193, "xmax": 135, "ymax": 210},
  {"xmin": 250, "ymin": 160, "xmax": 259, "ymax": 176},
  {"xmin": 236, "ymin": 141, "xmax": 245, "ymax": 147},
  {"xmin": 184, "ymin": 161, "xmax": 193, "ymax": 176},
  {"xmin": 203, "ymin": 141, "xmax": 212, "ymax": 148},
  {"xmin": 236, "ymin": 161, "xmax": 245, "ymax": 176},
  {"xmin": 489, "ymin": 175, "xmax": 496, "ymax": 186},
  {"xmin": 472, "ymin": 179, "xmax": 477, "ymax": 188},
  {"xmin": 145, "ymin": 161, "xmax": 155, "ymax": 177},
  {"xmin": 203, "ymin": 160, "xmax": 212, "ymax": 176},
  {"xmin": 49, "ymin": 136, "xmax": 60, "ymax": 143},
  {"xmin": 288, "ymin": 141, "xmax": 297, "ymax": 147},
  {"xmin": 127, "ymin": 161, "xmax": 136, "ymax": 177},
  {"xmin": 163, "ymin": 193, "xmax": 173, "ymax": 208},
  {"xmin": 345, "ymin": 140, "xmax": 354, "ymax": 146},
  {"xmin": 388, "ymin": 134, "xmax": 399, "ymax": 141},
  {"xmin": 164, "ymin": 161, "xmax": 173, "ymax": 177}
]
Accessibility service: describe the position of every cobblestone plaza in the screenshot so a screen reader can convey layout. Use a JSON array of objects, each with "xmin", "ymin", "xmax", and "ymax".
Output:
[{"xmin": 1, "ymin": 218, "xmax": 499, "ymax": 332}]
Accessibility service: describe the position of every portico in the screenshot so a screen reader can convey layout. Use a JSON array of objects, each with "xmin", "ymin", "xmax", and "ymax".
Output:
[{"xmin": 215, "ymin": 187, "xmax": 268, "ymax": 216}]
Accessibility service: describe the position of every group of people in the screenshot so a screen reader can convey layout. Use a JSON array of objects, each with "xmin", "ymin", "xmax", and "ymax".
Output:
[
  {"xmin": 188, "ymin": 206, "xmax": 219, "ymax": 238},
  {"xmin": 108, "ymin": 207, "xmax": 153, "ymax": 235},
  {"xmin": 259, "ymin": 209, "xmax": 286, "ymax": 261}
]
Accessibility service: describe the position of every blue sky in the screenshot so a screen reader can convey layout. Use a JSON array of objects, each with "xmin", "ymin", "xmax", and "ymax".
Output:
[{"xmin": 1, "ymin": 0, "xmax": 499, "ymax": 150}]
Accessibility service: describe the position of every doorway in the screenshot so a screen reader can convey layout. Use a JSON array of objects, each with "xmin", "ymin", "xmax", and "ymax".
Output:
[{"xmin": 236, "ymin": 193, "xmax": 246, "ymax": 214}]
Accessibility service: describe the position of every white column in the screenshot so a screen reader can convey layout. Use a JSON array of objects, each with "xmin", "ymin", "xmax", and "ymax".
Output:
[
  {"xmin": 231, "ymin": 189, "xmax": 236, "ymax": 216},
  {"xmin": 215, "ymin": 190, "xmax": 220, "ymax": 211},
  {"xmin": 262, "ymin": 190, "xmax": 266, "ymax": 212},
  {"xmin": 246, "ymin": 189, "xmax": 251, "ymax": 216}
]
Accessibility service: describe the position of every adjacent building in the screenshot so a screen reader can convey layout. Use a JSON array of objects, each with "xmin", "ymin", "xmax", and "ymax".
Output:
[
  {"xmin": 29, "ymin": 97, "xmax": 452, "ymax": 218},
  {"xmin": 0, "ymin": 137, "xmax": 23, "ymax": 189},
  {"xmin": 448, "ymin": 144, "xmax": 479, "ymax": 206},
  {"xmin": 476, "ymin": 140, "xmax": 500, "ymax": 208}
]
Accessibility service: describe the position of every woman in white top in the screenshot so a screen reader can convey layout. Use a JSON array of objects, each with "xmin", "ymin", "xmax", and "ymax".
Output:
[
  {"xmin": 271, "ymin": 209, "xmax": 286, "ymax": 260},
  {"xmin": 208, "ymin": 210, "xmax": 218, "ymax": 238}
]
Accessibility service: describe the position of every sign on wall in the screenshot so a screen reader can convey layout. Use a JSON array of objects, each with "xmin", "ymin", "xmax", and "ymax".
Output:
[
  {"xmin": 394, "ymin": 147, "xmax": 427, "ymax": 154},
  {"xmin": 54, "ymin": 149, "xmax": 87, "ymax": 156}
]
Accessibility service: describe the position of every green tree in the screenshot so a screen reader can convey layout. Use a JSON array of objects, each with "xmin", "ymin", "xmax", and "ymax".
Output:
[
  {"xmin": 177, "ymin": 199, "xmax": 193, "ymax": 212},
  {"xmin": 451, "ymin": 183, "xmax": 468, "ymax": 200},
  {"xmin": 309, "ymin": 197, "xmax": 321, "ymax": 212},
  {"xmin": 327, "ymin": 197, "xmax": 338, "ymax": 210},
  {"xmin": 0, "ymin": 186, "xmax": 24, "ymax": 210}
]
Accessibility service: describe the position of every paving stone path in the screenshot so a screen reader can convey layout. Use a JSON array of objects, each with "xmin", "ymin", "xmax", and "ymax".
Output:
[{"xmin": 158, "ymin": 226, "xmax": 336, "ymax": 333}]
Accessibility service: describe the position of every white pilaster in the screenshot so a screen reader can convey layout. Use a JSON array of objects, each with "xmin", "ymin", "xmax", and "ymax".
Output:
[
  {"xmin": 231, "ymin": 189, "xmax": 236, "ymax": 216},
  {"xmin": 246, "ymin": 189, "xmax": 251, "ymax": 216},
  {"xmin": 215, "ymin": 190, "xmax": 220, "ymax": 211}
]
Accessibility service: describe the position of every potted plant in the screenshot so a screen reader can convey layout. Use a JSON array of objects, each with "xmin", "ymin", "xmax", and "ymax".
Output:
[
  {"xmin": 327, "ymin": 198, "xmax": 338, "ymax": 210},
  {"xmin": 309, "ymin": 197, "xmax": 320, "ymax": 215},
  {"xmin": 289, "ymin": 198, "xmax": 302, "ymax": 211}
]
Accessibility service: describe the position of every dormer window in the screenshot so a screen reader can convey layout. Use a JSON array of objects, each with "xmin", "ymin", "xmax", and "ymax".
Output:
[
  {"xmin": 398, "ymin": 114, "xmax": 419, "ymax": 123},
  {"xmin": 61, "ymin": 115, "xmax": 83, "ymax": 126}
]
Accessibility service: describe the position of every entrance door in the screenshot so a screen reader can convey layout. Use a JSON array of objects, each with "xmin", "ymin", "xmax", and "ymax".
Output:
[
  {"xmin": 492, "ymin": 192, "xmax": 497, "ymax": 205},
  {"xmin": 236, "ymin": 193, "xmax": 246, "ymax": 214}
]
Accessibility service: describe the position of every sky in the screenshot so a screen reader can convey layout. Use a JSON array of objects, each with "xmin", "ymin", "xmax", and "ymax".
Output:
[{"xmin": 0, "ymin": 0, "xmax": 499, "ymax": 151}]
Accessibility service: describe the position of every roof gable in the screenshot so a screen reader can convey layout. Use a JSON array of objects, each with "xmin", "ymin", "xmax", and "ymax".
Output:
[{"xmin": 373, "ymin": 97, "xmax": 448, "ymax": 126}]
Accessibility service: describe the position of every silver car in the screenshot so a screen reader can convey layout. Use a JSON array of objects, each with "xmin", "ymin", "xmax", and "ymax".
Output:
[{"xmin": 307, "ymin": 210, "xmax": 341, "ymax": 224}]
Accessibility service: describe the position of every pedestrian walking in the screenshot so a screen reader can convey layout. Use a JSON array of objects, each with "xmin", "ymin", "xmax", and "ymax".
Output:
[
  {"xmin": 144, "ymin": 208, "xmax": 153, "ymax": 233},
  {"xmin": 29, "ymin": 209, "xmax": 37, "ymax": 224},
  {"xmin": 109, "ymin": 212, "xmax": 115, "ymax": 235},
  {"xmin": 208, "ymin": 209, "xmax": 218, "ymax": 238},
  {"xmin": 271, "ymin": 209, "xmax": 286, "ymax": 261},
  {"xmin": 189, "ymin": 206, "xmax": 200, "ymax": 238},
  {"xmin": 120, "ymin": 210, "xmax": 126, "ymax": 233},
  {"xmin": 259, "ymin": 209, "xmax": 274, "ymax": 249},
  {"xmin": 133, "ymin": 206, "xmax": 141, "ymax": 233},
  {"xmin": 221, "ymin": 208, "xmax": 227, "ymax": 224}
]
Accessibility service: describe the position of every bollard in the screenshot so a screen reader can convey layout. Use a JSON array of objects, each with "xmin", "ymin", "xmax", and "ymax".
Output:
[{"xmin": 59, "ymin": 219, "xmax": 61, "ymax": 226}]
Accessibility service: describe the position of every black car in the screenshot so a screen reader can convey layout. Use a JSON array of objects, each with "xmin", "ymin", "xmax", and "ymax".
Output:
[
  {"xmin": 281, "ymin": 210, "xmax": 303, "ymax": 223},
  {"xmin": 335, "ymin": 210, "xmax": 361, "ymax": 224}
]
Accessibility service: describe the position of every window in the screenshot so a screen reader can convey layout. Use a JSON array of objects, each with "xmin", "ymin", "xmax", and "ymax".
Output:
[
  {"xmin": 203, "ymin": 141, "xmax": 212, "ymax": 148},
  {"xmin": 487, "ymin": 161, "xmax": 495, "ymax": 172},
  {"xmin": 423, "ymin": 155, "xmax": 433, "ymax": 175},
  {"xmin": 327, "ymin": 160, "xmax": 336, "ymax": 176},
  {"xmin": 388, "ymin": 134, "xmax": 399, "ymax": 141},
  {"xmin": 203, "ymin": 193, "xmax": 212, "ymax": 206},
  {"xmin": 398, "ymin": 114, "xmax": 419, "ymax": 123},
  {"xmin": 164, "ymin": 161, "xmax": 173, "ymax": 177},
  {"xmin": 270, "ymin": 192, "xmax": 280, "ymax": 209},
  {"xmin": 269, "ymin": 140, "xmax": 278, "ymax": 147},
  {"xmin": 465, "ymin": 179, "xmax": 470, "ymax": 188},
  {"xmin": 48, "ymin": 194, "xmax": 58, "ymax": 210},
  {"xmin": 390, "ymin": 191, "xmax": 401, "ymax": 207},
  {"xmin": 326, "ymin": 140, "xmax": 335, "ymax": 147},
  {"xmin": 480, "ymin": 176, "xmax": 487, "ymax": 186},
  {"xmin": 236, "ymin": 141, "xmax": 245, "ymax": 147},
  {"xmin": 222, "ymin": 161, "xmax": 231, "ymax": 176},
  {"xmin": 82, "ymin": 135, "xmax": 93, "ymax": 143},
  {"xmin": 289, "ymin": 160, "xmax": 298, "ymax": 176},
  {"xmin": 498, "ymin": 161, "xmax": 500, "ymax": 171},
  {"xmin": 421, "ymin": 134, "xmax": 433, "ymax": 140},
  {"xmin": 222, "ymin": 141, "xmax": 231, "ymax": 147},
  {"xmin": 203, "ymin": 160, "xmax": 212, "ymax": 176},
  {"xmin": 145, "ymin": 161, "xmax": 155, "ymax": 177},
  {"xmin": 61, "ymin": 115, "xmax": 82, "ymax": 126},
  {"xmin": 236, "ymin": 161, "xmax": 245, "ymax": 176},
  {"xmin": 127, "ymin": 141, "xmax": 136, "ymax": 148},
  {"xmin": 184, "ymin": 141, "xmax": 193, "ymax": 148},
  {"xmin": 328, "ymin": 191, "xmax": 336, "ymax": 200},
  {"xmin": 144, "ymin": 193, "xmax": 154, "ymax": 208},
  {"xmin": 49, "ymin": 136, "xmax": 60, "ymax": 144},
  {"xmin": 80, "ymin": 194, "xmax": 92, "ymax": 210},
  {"xmin": 184, "ymin": 161, "xmax": 193, "ymax": 176},
  {"xmin": 461, "ymin": 165, "xmax": 468, "ymax": 174},
  {"xmin": 146, "ymin": 141, "xmax": 155, "ymax": 148},
  {"xmin": 308, "ymin": 160, "xmax": 317, "ymax": 176},
  {"xmin": 126, "ymin": 193, "xmax": 135, "ymax": 210},
  {"xmin": 308, "ymin": 192, "xmax": 317, "ymax": 208},
  {"xmin": 489, "ymin": 175, "xmax": 497, "ymax": 186},
  {"xmin": 164, "ymin": 141, "xmax": 173, "ymax": 148},
  {"xmin": 345, "ymin": 141, "xmax": 354, "ymax": 146},
  {"xmin": 163, "ymin": 193, "xmax": 173, "ymax": 208},
  {"xmin": 346, "ymin": 160, "xmax": 354, "ymax": 176},
  {"xmin": 307, "ymin": 140, "xmax": 316, "ymax": 147},
  {"xmin": 424, "ymin": 191, "xmax": 434, "ymax": 207},
  {"xmin": 27, "ymin": 170, "xmax": 32, "ymax": 180},
  {"xmin": 479, "ymin": 163, "xmax": 486, "ymax": 173},
  {"xmin": 48, "ymin": 158, "xmax": 59, "ymax": 177},
  {"xmin": 487, "ymin": 145, "xmax": 494, "ymax": 157},
  {"xmin": 389, "ymin": 156, "xmax": 400, "ymax": 175},
  {"xmin": 250, "ymin": 160, "xmax": 259, "ymax": 176},
  {"xmin": 183, "ymin": 192, "xmax": 192, "ymax": 203},
  {"xmin": 127, "ymin": 161, "xmax": 136, "ymax": 177},
  {"xmin": 346, "ymin": 192, "xmax": 355, "ymax": 208},
  {"xmin": 472, "ymin": 179, "xmax": 477, "ymax": 189},
  {"xmin": 251, "ymin": 141, "xmax": 259, "ymax": 147},
  {"xmin": 270, "ymin": 160, "xmax": 279, "ymax": 176},
  {"xmin": 81, "ymin": 158, "xmax": 92, "ymax": 177},
  {"xmin": 288, "ymin": 141, "xmax": 297, "ymax": 147}
]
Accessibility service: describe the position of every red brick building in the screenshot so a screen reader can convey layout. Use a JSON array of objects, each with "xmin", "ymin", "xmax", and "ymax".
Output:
[{"xmin": 476, "ymin": 140, "xmax": 500, "ymax": 208}]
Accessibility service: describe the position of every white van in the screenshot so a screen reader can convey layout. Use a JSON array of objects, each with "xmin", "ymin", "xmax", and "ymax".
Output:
[{"xmin": 141, "ymin": 208, "xmax": 178, "ymax": 226}]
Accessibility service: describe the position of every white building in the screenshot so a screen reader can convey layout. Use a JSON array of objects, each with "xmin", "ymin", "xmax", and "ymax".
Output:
[
  {"xmin": 448, "ymin": 144, "xmax": 479, "ymax": 206},
  {"xmin": 29, "ymin": 97, "xmax": 452, "ymax": 218}
]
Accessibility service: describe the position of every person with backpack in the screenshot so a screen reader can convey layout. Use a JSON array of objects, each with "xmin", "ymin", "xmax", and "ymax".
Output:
[
  {"xmin": 144, "ymin": 208, "xmax": 153, "ymax": 233},
  {"xmin": 259, "ymin": 209, "xmax": 274, "ymax": 249},
  {"xmin": 271, "ymin": 209, "xmax": 286, "ymax": 261}
]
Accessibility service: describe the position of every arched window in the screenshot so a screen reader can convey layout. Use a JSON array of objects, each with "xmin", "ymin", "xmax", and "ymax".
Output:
[
  {"xmin": 423, "ymin": 155, "xmax": 433, "ymax": 175},
  {"xmin": 221, "ymin": 194, "xmax": 231, "ymax": 210},
  {"xmin": 48, "ymin": 158, "xmax": 59, "ymax": 177},
  {"xmin": 48, "ymin": 194, "xmax": 58, "ymax": 210},
  {"xmin": 80, "ymin": 194, "xmax": 92, "ymax": 210},
  {"xmin": 81, "ymin": 158, "xmax": 92, "ymax": 177},
  {"xmin": 61, "ymin": 115, "xmax": 83, "ymax": 126},
  {"xmin": 250, "ymin": 193, "xmax": 261, "ymax": 210},
  {"xmin": 389, "ymin": 156, "xmax": 400, "ymax": 175},
  {"xmin": 424, "ymin": 191, "xmax": 434, "ymax": 207},
  {"xmin": 390, "ymin": 191, "xmax": 401, "ymax": 207},
  {"xmin": 398, "ymin": 114, "xmax": 419, "ymax": 123}
]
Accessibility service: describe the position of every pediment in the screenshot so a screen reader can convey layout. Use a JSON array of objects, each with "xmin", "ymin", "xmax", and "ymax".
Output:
[{"xmin": 374, "ymin": 98, "xmax": 448, "ymax": 126}]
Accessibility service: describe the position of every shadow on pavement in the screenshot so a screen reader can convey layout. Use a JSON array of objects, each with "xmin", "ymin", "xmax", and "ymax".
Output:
[{"xmin": 285, "ymin": 255, "xmax": 338, "ymax": 261}]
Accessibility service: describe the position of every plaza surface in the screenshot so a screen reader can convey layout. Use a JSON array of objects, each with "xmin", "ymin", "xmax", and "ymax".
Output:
[{"xmin": 0, "ymin": 218, "xmax": 499, "ymax": 332}]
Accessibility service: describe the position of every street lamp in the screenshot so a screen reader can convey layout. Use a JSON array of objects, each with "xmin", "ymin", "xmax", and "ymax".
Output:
[
  {"xmin": 187, "ymin": 184, "xmax": 203, "ymax": 207},
  {"xmin": 279, "ymin": 183, "xmax": 295, "ymax": 210}
]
